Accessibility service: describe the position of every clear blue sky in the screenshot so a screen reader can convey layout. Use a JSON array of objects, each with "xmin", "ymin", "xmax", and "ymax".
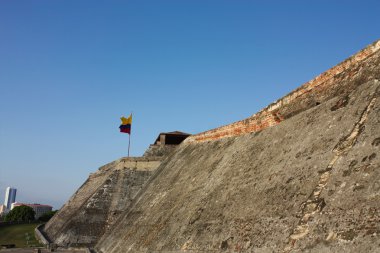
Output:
[{"xmin": 0, "ymin": 1, "xmax": 379, "ymax": 209}]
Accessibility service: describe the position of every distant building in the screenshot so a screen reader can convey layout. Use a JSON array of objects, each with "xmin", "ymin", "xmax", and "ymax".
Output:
[
  {"xmin": 11, "ymin": 202, "xmax": 53, "ymax": 219},
  {"xmin": 4, "ymin": 187, "xmax": 17, "ymax": 209},
  {"xmin": 0, "ymin": 204, "xmax": 8, "ymax": 216}
]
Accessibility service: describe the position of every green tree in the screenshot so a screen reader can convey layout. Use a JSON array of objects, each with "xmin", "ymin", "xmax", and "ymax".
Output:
[
  {"xmin": 38, "ymin": 210, "xmax": 57, "ymax": 222},
  {"xmin": 4, "ymin": 205, "xmax": 35, "ymax": 222}
]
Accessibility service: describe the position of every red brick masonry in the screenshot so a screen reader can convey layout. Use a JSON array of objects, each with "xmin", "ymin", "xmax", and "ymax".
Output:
[{"xmin": 186, "ymin": 40, "xmax": 380, "ymax": 143}]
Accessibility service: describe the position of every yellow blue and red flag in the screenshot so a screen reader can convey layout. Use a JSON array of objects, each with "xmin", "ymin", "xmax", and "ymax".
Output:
[{"xmin": 119, "ymin": 114, "xmax": 132, "ymax": 134}]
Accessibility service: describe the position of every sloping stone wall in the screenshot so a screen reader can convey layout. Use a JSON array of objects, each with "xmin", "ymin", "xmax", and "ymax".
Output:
[
  {"xmin": 96, "ymin": 79, "xmax": 380, "ymax": 253},
  {"xmin": 187, "ymin": 40, "xmax": 380, "ymax": 143},
  {"xmin": 43, "ymin": 157, "xmax": 162, "ymax": 247},
  {"xmin": 94, "ymin": 40, "xmax": 380, "ymax": 252},
  {"xmin": 143, "ymin": 144, "xmax": 178, "ymax": 157},
  {"xmin": 47, "ymin": 40, "xmax": 380, "ymax": 252}
]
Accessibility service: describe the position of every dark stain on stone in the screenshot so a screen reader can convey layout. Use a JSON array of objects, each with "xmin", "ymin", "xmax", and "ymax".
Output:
[
  {"xmin": 310, "ymin": 198, "xmax": 327, "ymax": 212},
  {"xmin": 318, "ymin": 167, "xmax": 332, "ymax": 174},
  {"xmin": 189, "ymin": 208, "xmax": 204, "ymax": 225},
  {"xmin": 362, "ymin": 156, "xmax": 368, "ymax": 162},
  {"xmin": 368, "ymin": 153, "xmax": 376, "ymax": 161},
  {"xmin": 272, "ymin": 112, "xmax": 283, "ymax": 123},
  {"xmin": 220, "ymin": 238, "xmax": 233, "ymax": 250},
  {"xmin": 265, "ymin": 186, "xmax": 276, "ymax": 194},
  {"xmin": 353, "ymin": 184, "xmax": 365, "ymax": 191},
  {"xmin": 362, "ymin": 164, "xmax": 374, "ymax": 173},
  {"xmin": 343, "ymin": 170, "xmax": 351, "ymax": 177},
  {"xmin": 339, "ymin": 229, "xmax": 357, "ymax": 241},
  {"xmin": 319, "ymin": 199, "xmax": 326, "ymax": 212},
  {"xmin": 220, "ymin": 240, "xmax": 228, "ymax": 250},
  {"xmin": 372, "ymin": 137, "xmax": 380, "ymax": 146},
  {"xmin": 331, "ymin": 96, "xmax": 350, "ymax": 111},
  {"xmin": 286, "ymin": 177, "xmax": 294, "ymax": 184},
  {"xmin": 344, "ymin": 160, "xmax": 358, "ymax": 177},
  {"xmin": 365, "ymin": 227, "xmax": 379, "ymax": 235},
  {"xmin": 358, "ymin": 125, "xmax": 366, "ymax": 137},
  {"xmin": 349, "ymin": 160, "xmax": 358, "ymax": 169}
]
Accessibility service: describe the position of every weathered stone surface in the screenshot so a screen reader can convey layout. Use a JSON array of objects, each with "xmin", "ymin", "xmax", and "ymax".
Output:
[
  {"xmin": 187, "ymin": 40, "xmax": 380, "ymax": 143},
  {"xmin": 143, "ymin": 144, "xmax": 178, "ymax": 157},
  {"xmin": 47, "ymin": 40, "xmax": 380, "ymax": 252},
  {"xmin": 93, "ymin": 41, "xmax": 380, "ymax": 252},
  {"xmin": 44, "ymin": 157, "xmax": 162, "ymax": 247}
]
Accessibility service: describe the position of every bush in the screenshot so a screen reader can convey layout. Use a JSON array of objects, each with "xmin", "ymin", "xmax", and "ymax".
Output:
[
  {"xmin": 38, "ymin": 210, "xmax": 57, "ymax": 222},
  {"xmin": 4, "ymin": 205, "xmax": 35, "ymax": 222}
]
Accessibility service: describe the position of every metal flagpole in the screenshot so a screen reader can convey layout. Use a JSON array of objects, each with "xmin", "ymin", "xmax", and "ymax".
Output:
[
  {"xmin": 128, "ymin": 134, "xmax": 131, "ymax": 157},
  {"xmin": 128, "ymin": 112, "xmax": 132, "ymax": 157}
]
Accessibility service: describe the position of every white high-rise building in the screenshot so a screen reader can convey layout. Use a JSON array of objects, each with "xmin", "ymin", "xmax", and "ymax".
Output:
[{"xmin": 4, "ymin": 187, "xmax": 17, "ymax": 209}]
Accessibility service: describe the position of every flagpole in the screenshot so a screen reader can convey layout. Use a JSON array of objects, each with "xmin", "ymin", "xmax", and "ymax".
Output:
[
  {"xmin": 128, "ymin": 112, "xmax": 132, "ymax": 157},
  {"xmin": 128, "ymin": 134, "xmax": 131, "ymax": 157}
]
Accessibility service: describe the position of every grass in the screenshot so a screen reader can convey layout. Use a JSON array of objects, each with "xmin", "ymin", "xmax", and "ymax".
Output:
[{"xmin": 0, "ymin": 223, "xmax": 43, "ymax": 248}]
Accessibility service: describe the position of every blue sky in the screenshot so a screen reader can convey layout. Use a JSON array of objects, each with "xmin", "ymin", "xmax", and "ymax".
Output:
[{"xmin": 0, "ymin": 1, "xmax": 379, "ymax": 209}]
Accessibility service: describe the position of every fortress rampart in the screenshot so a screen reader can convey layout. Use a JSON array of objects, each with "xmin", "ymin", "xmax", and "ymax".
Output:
[
  {"xmin": 96, "ymin": 157, "xmax": 162, "ymax": 173},
  {"xmin": 44, "ymin": 133, "xmax": 187, "ymax": 248},
  {"xmin": 187, "ymin": 39, "xmax": 380, "ymax": 143},
  {"xmin": 44, "ymin": 156, "xmax": 163, "ymax": 247},
  {"xmin": 46, "ymin": 39, "xmax": 380, "ymax": 252}
]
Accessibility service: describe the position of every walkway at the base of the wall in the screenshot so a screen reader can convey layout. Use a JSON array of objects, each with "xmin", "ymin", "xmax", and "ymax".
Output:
[
  {"xmin": 35, "ymin": 224, "xmax": 91, "ymax": 253},
  {"xmin": 35, "ymin": 224, "xmax": 49, "ymax": 246}
]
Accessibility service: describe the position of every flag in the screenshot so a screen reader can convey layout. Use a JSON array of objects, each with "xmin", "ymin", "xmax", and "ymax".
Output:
[{"xmin": 119, "ymin": 114, "xmax": 132, "ymax": 134}]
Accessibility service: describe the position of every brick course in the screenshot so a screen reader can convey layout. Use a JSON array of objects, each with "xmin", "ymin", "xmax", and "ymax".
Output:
[{"xmin": 186, "ymin": 40, "xmax": 380, "ymax": 143}]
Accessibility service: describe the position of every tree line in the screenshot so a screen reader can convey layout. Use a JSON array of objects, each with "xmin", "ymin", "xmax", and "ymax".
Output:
[{"xmin": 1, "ymin": 205, "xmax": 57, "ymax": 222}]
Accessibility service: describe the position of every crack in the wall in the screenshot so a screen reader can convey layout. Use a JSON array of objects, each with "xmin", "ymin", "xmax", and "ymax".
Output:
[{"xmin": 283, "ymin": 85, "xmax": 378, "ymax": 252}]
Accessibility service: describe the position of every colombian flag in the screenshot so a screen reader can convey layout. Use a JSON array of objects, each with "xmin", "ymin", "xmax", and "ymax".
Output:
[{"xmin": 119, "ymin": 114, "xmax": 132, "ymax": 134}]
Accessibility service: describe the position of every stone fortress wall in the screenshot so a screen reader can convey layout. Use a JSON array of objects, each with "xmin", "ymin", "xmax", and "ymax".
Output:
[
  {"xmin": 94, "ymin": 39, "xmax": 380, "ymax": 253},
  {"xmin": 43, "ymin": 156, "xmax": 164, "ymax": 247},
  {"xmin": 43, "ymin": 132, "xmax": 188, "ymax": 248},
  {"xmin": 98, "ymin": 157, "xmax": 162, "ymax": 172},
  {"xmin": 45, "ymin": 39, "xmax": 380, "ymax": 253},
  {"xmin": 187, "ymin": 40, "xmax": 380, "ymax": 143}
]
